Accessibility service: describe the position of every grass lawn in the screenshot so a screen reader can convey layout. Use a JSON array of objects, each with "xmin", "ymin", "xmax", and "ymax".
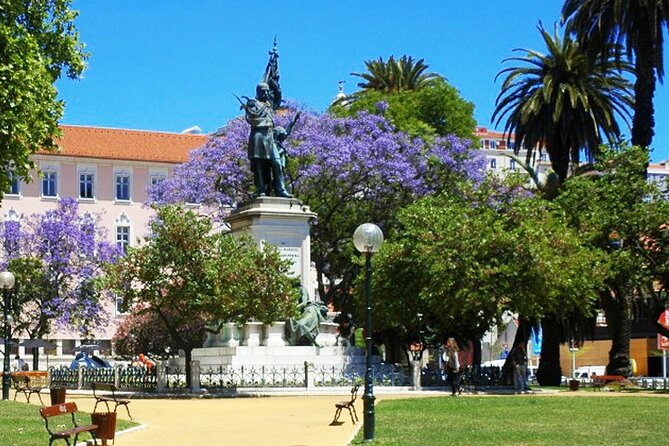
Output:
[
  {"xmin": 0, "ymin": 400, "xmax": 138, "ymax": 446},
  {"xmin": 351, "ymin": 394, "xmax": 669, "ymax": 445}
]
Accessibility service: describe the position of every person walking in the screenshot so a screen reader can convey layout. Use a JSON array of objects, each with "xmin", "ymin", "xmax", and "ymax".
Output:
[
  {"xmin": 443, "ymin": 337, "xmax": 462, "ymax": 396},
  {"xmin": 511, "ymin": 341, "xmax": 529, "ymax": 393}
]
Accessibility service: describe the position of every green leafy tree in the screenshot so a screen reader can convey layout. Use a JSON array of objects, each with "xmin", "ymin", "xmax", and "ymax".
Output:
[
  {"xmin": 332, "ymin": 77, "xmax": 477, "ymax": 140},
  {"xmin": 366, "ymin": 180, "xmax": 605, "ymax": 367},
  {"xmin": 105, "ymin": 205, "xmax": 297, "ymax": 386},
  {"xmin": 493, "ymin": 24, "xmax": 633, "ymax": 183},
  {"xmin": 555, "ymin": 145, "xmax": 669, "ymax": 376},
  {"xmin": 562, "ymin": 0, "xmax": 669, "ymax": 148},
  {"xmin": 0, "ymin": 0, "xmax": 87, "ymax": 197}
]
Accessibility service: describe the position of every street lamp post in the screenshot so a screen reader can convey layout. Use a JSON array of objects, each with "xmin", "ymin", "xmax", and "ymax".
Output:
[
  {"xmin": 1, "ymin": 270, "xmax": 16, "ymax": 400},
  {"xmin": 353, "ymin": 223, "xmax": 383, "ymax": 442}
]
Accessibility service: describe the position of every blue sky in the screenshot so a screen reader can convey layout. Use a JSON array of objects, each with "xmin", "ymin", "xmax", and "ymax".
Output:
[{"xmin": 57, "ymin": 1, "xmax": 669, "ymax": 162}]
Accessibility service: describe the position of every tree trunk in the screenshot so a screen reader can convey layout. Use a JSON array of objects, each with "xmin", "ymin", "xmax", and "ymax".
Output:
[
  {"xmin": 536, "ymin": 313, "xmax": 562, "ymax": 386},
  {"xmin": 631, "ymin": 22, "xmax": 656, "ymax": 149},
  {"xmin": 184, "ymin": 348, "xmax": 192, "ymax": 388},
  {"xmin": 601, "ymin": 287, "xmax": 633, "ymax": 377}
]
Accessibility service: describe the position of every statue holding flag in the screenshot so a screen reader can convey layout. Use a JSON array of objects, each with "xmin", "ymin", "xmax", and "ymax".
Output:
[{"xmin": 238, "ymin": 39, "xmax": 295, "ymax": 198}]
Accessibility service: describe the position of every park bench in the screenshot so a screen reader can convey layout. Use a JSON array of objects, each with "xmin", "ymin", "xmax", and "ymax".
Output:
[
  {"xmin": 331, "ymin": 384, "xmax": 359, "ymax": 425},
  {"xmin": 11, "ymin": 373, "xmax": 45, "ymax": 405},
  {"xmin": 592, "ymin": 374, "xmax": 628, "ymax": 391},
  {"xmin": 92, "ymin": 382, "xmax": 132, "ymax": 419},
  {"xmin": 40, "ymin": 402, "xmax": 98, "ymax": 446}
]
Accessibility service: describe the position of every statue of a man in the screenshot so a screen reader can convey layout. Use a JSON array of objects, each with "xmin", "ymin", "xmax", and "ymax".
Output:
[{"xmin": 240, "ymin": 41, "xmax": 293, "ymax": 198}]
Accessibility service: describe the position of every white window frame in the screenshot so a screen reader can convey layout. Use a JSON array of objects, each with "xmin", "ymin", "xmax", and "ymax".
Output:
[
  {"xmin": 40, "ymin": 165, "xmax": 60, "ymax": 200},
  {"xmin": 114, "ymin": 167, "xmax": 133, "ymax": 203},
  {"xmin": 115, "ymin": 213, "xmax": 132, "ymax": 254},
  {"xmin": 6, "ymin": 172, "xmax": 20, "ymax": 197},
  {"xmin": 490, "ymin": 158, "xmax": 497, "ymax": 170},
  {"xmin": 77, "ymin": 165, "xmax": 97, "ymax": 201}
]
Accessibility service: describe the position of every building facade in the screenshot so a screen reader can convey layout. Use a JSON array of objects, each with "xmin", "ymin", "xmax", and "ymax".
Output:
[{"xmin": 3, "ymin": 125, "xmax": 206, "ymax": 363}]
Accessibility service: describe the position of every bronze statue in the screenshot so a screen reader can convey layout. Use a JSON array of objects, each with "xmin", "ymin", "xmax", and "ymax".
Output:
[
  {"xmin": 238, "ymin": 40, "xmax": 294, "ymax": 198},
  {"xmin": 284, "ymin": 285, "xmax": 328, "ymax": 346}
]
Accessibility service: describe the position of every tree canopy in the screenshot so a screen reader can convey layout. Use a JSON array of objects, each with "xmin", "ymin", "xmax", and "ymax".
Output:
[
  {"xmin": 0, "ymin": 0, "xmax": 87, "ymax": 198},
  {"xmin": 149, "ymin": 108, "xmax": 485, "ymax": 310},
  {"xmin": 493, "ymin": 24, "xmax": 633, "ymax": 182}
]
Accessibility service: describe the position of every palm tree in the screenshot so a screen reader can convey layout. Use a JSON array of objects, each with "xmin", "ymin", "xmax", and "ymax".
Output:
[
  {"xmin": 351, "ymin": 55, "xmax": 441, "ymax": 93},
  {"xmin": 562, "ymin": 0, "xmax": 669, "ymax": 149},
  {"xmin": 493, "ymin": 25, "xmax": 632, "ymax": 385},
  {"xmin": 493, "ymin": 24, "xmax": 633, "ymax": 183}
]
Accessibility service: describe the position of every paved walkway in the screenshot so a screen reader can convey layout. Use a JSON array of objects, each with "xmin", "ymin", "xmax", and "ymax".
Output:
[
  {"xmin": 23, "ymin": 387, "xmax": 633, "ymax": 446},
  {"xmin": 30, "ymin": 390, "xmax": 371, "ymax": 446}
]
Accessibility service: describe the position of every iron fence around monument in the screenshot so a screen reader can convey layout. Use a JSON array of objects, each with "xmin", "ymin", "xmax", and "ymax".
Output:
[
  {"xmin": 48, "ymin": 367, "xmax": 79, "ymax": 389},
  {"xmin": 200, "ymin": 365, "xmax": 307, "ymax": 389},
  {"xmin": 312, "ymin": 363, "xmax": 411, "ymax": 387},
  {"xmin": 118, "ymin": 365, "xmax": 157, "ymax": 389}
]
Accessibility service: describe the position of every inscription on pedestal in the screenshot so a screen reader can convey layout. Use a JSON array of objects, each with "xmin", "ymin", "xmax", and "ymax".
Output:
[{"xmin": 278, "ymin": 246, "xmax": 301, "ymax": 278}]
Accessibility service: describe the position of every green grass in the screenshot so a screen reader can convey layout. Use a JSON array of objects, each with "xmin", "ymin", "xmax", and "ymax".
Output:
[
  {"xmin": 351, "ymin": 395, "xmax": 669, "ymax": 445},
  {"xmin": 0, "ymin": 400, "xmax": 138, "ymax": 446}
]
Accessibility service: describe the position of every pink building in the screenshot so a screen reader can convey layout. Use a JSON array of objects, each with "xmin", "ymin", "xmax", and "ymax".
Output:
[{"xmin": 3, "ymin": 125, "xmax": 206, "ymax": 364}]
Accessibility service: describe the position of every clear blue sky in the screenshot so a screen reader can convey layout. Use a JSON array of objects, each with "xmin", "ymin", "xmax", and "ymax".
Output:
[{"xmin": 57, "ymin": 0, "xmax": 669, "ymax": 162}]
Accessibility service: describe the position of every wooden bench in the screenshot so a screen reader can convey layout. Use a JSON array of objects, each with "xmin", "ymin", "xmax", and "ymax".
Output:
[
  {"xmin": 11, "ymin": 373, "xmax": 45, "ymax": 405},
  {"xmin": 40, "ymin": 402, "xmax": 98, "ymax": 446},
  {"xmin": 92, "ymin": 382, "xmax": 132, "ymax": 419},
  {"xmin": 592, "ymin": 374, "xmax": 627, "ymax": 390},
  {"xmin": 331, "ymin": 384, "xmax": 359, "ymax": 425}
]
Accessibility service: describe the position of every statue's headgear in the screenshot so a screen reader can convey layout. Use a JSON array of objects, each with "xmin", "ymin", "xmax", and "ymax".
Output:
[{"xmin": 256, "ymin": 82, "xmax": 270, "ymax": 96}]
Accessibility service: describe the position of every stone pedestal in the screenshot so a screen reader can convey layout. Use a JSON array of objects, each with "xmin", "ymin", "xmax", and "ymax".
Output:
[
  {"xmin": 242, "ymin": 322, "xmax": 263, "ymax": 347},
  {"xmin": 226, "ymin": 197, "xmax": 316, "ymax": 289},
  {"xmin": 263, "ymin": 322, "xmax": 287, "ymax": 347}
]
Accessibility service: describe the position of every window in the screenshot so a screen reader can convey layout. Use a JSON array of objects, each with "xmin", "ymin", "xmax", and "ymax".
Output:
[
  {"xmin": 510, "ymin": 159, "xmax": 516, "ymax": 170},
  {"xmin": 116, "ymin": 174, "xmax": 130, "ymax": 201},
  {"xmin": 79, "ymin": 173, "xmax": 94, "ymax": 199},
  {"xmin": 116, "ymin": 225, "xmax": 130, "ymax": 254},
  {"xmin": 150, "ymin": 175, "xmax": 165, "ymax": 185},
  {"xmin": 490, "ymin": 158, "xmax": 497, "ymax": 170},
  {"xmin": 508, "ymin": 141, "xmax": 515, "ymax": 150},
  {"xmin": 42, "ymin": 171, "xmax": 57, "ymax": 197},
  {"xmin": 7, "ymin": 173, "xmax": 19, "ymax": 195},
  {"xmin": 115, "ymin": 295, "xmax": 129, "ymax": 315},
  {"xmin": 480, "ymin": 140, "xmax": 485, "ymax": 149},
  {"xmin": 490, "ymin": 140, "xmax": 497, "ymax": 149}
]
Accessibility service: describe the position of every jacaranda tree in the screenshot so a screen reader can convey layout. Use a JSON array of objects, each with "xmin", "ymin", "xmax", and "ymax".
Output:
[
  {"xmin": 0, "ymin": 198, "xmax": 118, "ymax": 369},
  {"xmin": 149, "ymin": 107, "xmax": 486, "ymax": 311}
]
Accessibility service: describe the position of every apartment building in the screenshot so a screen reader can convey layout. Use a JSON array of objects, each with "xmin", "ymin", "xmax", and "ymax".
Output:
[{"xmin": 3, "ymin": 125, "xmax": 207, "ymax": 361}]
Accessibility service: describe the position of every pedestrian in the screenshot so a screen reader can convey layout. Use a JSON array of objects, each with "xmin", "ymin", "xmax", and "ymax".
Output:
[
  {"xmin": 13, "ymin": 355, "xmax": 26, "ymax": 372},
  {"xmin": 511, "ymin": 341, "xmax": 529, "ymax": 393},
  {"xmin": 442, "ymin": 337, "xmax": 462, "ymax": 396}
]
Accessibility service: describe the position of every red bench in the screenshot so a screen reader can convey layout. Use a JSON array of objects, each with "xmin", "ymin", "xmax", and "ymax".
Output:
[
  {"xmin": 592, "ymin": 375, "xmax": 627, "ymax": 390},
  {"xmin": 40, "ymin": 402, "xmax": 98, "ymax": 446}
]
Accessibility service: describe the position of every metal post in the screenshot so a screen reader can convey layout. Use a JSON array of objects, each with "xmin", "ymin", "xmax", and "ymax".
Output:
[
  {"xmin": 363, "ymin": 252, "xmax": 375, "ymax": 442},
  {"xmin": 3, "ymin": 288, "xmax": 10, "ymax": 400},
  {"xmin": 663, "ymin": 350, "xmax": 667, "ymax": 379}
]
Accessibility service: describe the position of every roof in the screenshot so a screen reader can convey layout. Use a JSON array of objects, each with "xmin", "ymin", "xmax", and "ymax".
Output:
[{"xmin": 49, "ymin": 125, "xmax": 208, "ymax": 163}]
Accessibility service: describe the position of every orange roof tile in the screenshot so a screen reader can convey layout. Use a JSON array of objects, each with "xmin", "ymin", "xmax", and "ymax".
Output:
[{"xmin": 48, "ymin": 125, "xmax": 208, "ymax": 163}]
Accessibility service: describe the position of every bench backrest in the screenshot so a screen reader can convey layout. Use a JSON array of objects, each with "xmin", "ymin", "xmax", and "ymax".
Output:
[
  {"xmin": 349, "ymin": 384, "xmax": 360, "ymax": 403},
  {"xmin": 40, "ymin": 402, "xmax": 78, "ymax": 419},
  {"xmin": 92, "ymin": 382, "xmax": 115, "ymax": 392}
]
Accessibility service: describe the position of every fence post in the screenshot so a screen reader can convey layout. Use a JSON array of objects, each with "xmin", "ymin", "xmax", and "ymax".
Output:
[
  {"xmin": 114, "ymin": 365, "xmax": 122, "ymax": 388},
  {"xmin": 304, "ymin": 361, "xmax": 315, "ymax": 388},
  {"xmin": 190, "ymin": 360, "xmax": 201, "ymax": 393},
  {"xmin": 77, "ymin": 365, "xmax": 84, "ymax": 389},
  {"xmin": 411, "ymin": 360, "xmax": 422, "ymax": 390},
  {"xmin": 156, "ymin": 360, "xmax": 167, "ymax": 393}
]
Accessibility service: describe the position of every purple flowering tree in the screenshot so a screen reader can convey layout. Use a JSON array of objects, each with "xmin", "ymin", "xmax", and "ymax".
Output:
[
  {"xmin": 150, "ymin": 107, "xmax": 485, "ymax": 308},
  {"xmin": 1, "ymin": 198, "xmax": 118, "ymax": 368}
]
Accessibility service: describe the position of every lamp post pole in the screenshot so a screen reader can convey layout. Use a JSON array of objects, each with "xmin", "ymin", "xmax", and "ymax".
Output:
[
  {"xmin": 353, "ymin": 223, "xmax": 383, "ymax": 443},
  {"xmin": 2, "ymin": 286, "xmax": 9, "ymax": 400},
  {"xmin": 363, "ymin": 251, "xmax": 375, "ymax": 441},
  {"xmin": 1, "ymin": 271, "xmax": 15, "ymax": 401}
]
